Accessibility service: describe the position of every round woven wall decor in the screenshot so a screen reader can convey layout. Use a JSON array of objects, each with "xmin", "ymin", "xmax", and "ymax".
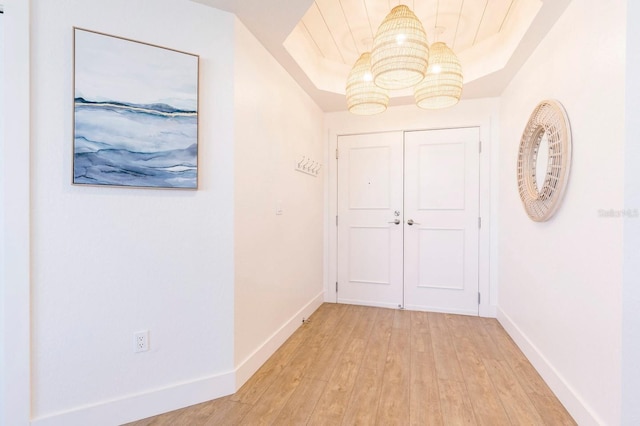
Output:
[{"xmin": 517, "ymin": 100, "xmax": 572, "ymax": 222}]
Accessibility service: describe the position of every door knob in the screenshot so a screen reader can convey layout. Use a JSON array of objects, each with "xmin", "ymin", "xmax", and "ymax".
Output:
[
  {"xmin": 388, "ymin": 219, "xmax": 401, "ymax": 225},
  {"xmin": 407, "ymin": 219, "xmax": 420, "ymax": 226}
]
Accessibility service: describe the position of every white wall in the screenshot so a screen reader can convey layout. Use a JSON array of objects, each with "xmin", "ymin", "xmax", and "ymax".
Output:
[
  {"xmin": 497, "ymin": 1, "xmax": 625, "ymax": 424},
  {"xmin": 0, "ymin": 6, "xmax": 6, "ymax": 424},
  {"xmin": 29, "ymin": 1, "xmax": 236, "ymax": 424},
  {"xmin": 1, "ymin": 1, "xmax": 31, "ymax": 425},
  {"xmin": 623, "ymin": 1, "xmax": 640, "ymax": 423},
  {"xmin": 233, "ymin": 20, "xmax": 325, "ymax": 385},
  {"xmin": 324, "ymin": 98, "xmax": 500, "ymax": 318},
  {"xmin": 4, "ymin": 1, "xmax": 326, "ymax": 423}
]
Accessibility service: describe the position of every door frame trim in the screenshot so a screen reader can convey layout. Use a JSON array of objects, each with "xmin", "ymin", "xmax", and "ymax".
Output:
[{"xmin": 324, "ymin": 106, "xmax": 498, "ymax": 318}]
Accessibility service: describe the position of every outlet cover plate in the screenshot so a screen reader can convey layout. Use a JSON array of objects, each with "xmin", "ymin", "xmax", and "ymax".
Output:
[{"xmin": 134, "ymin": 330, "xmax": 149, "ymax": 353}]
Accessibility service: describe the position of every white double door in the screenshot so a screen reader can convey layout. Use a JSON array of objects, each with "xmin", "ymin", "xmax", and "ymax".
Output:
[{"xmin": 337, "ymin": 127, "xmax": 480, "ymax": 315}]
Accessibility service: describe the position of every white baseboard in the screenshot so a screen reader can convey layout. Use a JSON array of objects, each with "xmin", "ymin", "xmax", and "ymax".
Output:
[
  {"xmin": 30, "ymin": 370, "xmax": 236, "ymax": 426},
  {"xmin": 30, "ymin": 292, "xmax": 325, "ymax": 426},
  {"xmin": 234, "ymin": 291, "xmax": 325, "ymax": 388},
  {"xmin": 496, "ymin": 307, "xmax": 602, "ymax": 426},
  {"xmin": 403, "ymin": 304, "xmax": 478, "ymax": 316},
  {"xmin": 480, "ymin": 304, "xmax": 497, "ymax": 318},
  {"xmin": 336, "ymin": 298, "xmax": 399, "ymax": 310}
]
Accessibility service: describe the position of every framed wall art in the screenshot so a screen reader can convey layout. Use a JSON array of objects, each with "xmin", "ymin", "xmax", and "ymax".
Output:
[{"xmin": 73, "ymin": 28, "xmax": 199, "ymax": 189}]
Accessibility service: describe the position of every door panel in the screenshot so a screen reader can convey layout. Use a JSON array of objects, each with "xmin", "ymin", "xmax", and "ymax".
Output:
[
  {"xmin": 418, "ymin": 228, "xmax": 465, "ymax": 290},
  {"xmin": 348, "ymin": 146, "xmax": 391, "ymax": 209},
  {"xmin": 337, "ymin": 132, "xmax": 404, "ymax": 308},
  {"xmin": 336, "ymin": 127, "xmax": 480, "ymax": 315},
  {"xmin": 404, "ymin": 128, "xmax": 480, "ymax": 315},
  {"xmin": 418, "ymin": 142, "xmax": 466, "ymax": 210},
  {"xmin": 348, "ymin": 226, "xmax": 391, "ymax": 284}
]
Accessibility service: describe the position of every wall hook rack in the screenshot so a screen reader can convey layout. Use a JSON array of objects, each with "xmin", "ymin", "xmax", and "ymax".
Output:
[{"xmin": 295, "ymin": 155, "xmax": 321, "ymax": 177}]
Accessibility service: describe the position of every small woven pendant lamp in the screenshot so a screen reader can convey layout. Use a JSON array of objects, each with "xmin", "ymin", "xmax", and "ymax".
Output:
[
  {"xmin": 370, "ymin": 5, "xmax": 429, "ymax": 90},
  {"xmin": 414, "ymin": 41, "xmax": 463, "ymax": 109},
  {"xmin": 346, "ymin": 52, "xmax": 390, "ymax": 115}
]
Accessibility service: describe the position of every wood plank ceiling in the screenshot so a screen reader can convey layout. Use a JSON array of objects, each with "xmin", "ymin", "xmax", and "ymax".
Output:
[{"xmin": 298, "ymin": 0, "xmax": 516, "ymax": 68}]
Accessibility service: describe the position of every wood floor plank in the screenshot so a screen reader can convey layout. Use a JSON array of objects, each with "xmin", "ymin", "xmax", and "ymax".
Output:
[
  {"xmin": 409, "ymin": 310, "xmax": 431, "ymax": 353},
  {"xmin": 170, "ymin": 399, "xmax": 227, "ymax": 425},
  {"xmin": 357, "ymin": 307, "xmax": 394, "ymax": 373},
  {"xmin": 445, "ymin": 315, "xmax": 511, "ymax": 426},
  {"xmin": 271, "ymin": 376, "xmax": 327, "ymax": 426},
  {"xmin": 444, "ymin": 313, "xmax": 470, "ymax": 338},
  {"xmin": 231, "ymin": 303, "xmax": 337, "ymax": 405},
  {"xmin": 229, "ymin": 337, "xmax": 298, "ymax": 406},
  {"xmin": 483, "ymin": 358, "xmax": 545, "ymax": 425},
  {"xmin": 202, "ymin": 398, "xmax": 253, "ymax": 426},
  {"xmin": 465, "ymin": 317, "xmax": 504, "ymax": 360},
  {"xmin": 341, "ymin": 308, "xmax": 394, "ymax": 425},
  {"xmin": 409, "ymin": 311, "xmax": 442, "ymax": 426},
  {"xmin": 237, "ymin": 355, "xmax": 309, "ymax": 425},
  {"xmin": 237, "ymin": 305, "xmax": 350, "ymax": 424},
  {"xmin": 128, "ymin": 304, "xmax": 576, "ymax": 426},
  {"xmin": 376, "ymin": 320, "xmax": 411, "ymax": 425},
  {"xmin": 482, "ymin": 316, "xmax": 575, "ymax": 424},
  {"xmin": 527, "ymin": 392, "xmax": 577, "ymax": 426},
  {"xmin": 307, "ymin": 306, "xmax": 377, "ymax": 425},
  {"xmin": 340, "ymin": 367, "xmax": 381, "ymax": 426},
  {"xmin": 482, "ymin": 318, "xmax": 575, "ymax": 425},
  {"xmin": 481, "ymin": 318, "xmax": 552, "ymax": 396},
  {"xmin": 410, "ymin": 351, "xmax": 443, "ymax": 426},
  {"xmin": 392, "ymin": 308, "xmax": 412, "ymax": 330},
  {"xmin": 304, "ymin": 304, "xmax": 362, "ymax": 381},
  {"xmin": 437, "ymin": 378, "xmax": 477, "ymax": 425},
  {"xmin": 429, "ymin": 312, "xmax": 465, "ymax": 383},
  {"xmin": 456, "ymin": 356, "xmax": 511, "ymax": 426}
]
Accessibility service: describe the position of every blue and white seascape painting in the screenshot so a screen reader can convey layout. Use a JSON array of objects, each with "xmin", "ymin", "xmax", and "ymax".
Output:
[{"xmin": 73, "ymin": 29, "xmax": 199, "ymax": 188}]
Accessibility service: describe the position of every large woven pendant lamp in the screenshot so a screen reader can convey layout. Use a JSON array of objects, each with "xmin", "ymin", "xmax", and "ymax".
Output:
[
  {"xmin": 346, "ymin": 52, "xmax": 390, "ymax": 115},
  {"xmin": 370, "ymin": 5, "xmax": 429, "ymax": 90},
  {"xmin": 414, "ymin": 41, "xmax": 463, "ymax": 109}
]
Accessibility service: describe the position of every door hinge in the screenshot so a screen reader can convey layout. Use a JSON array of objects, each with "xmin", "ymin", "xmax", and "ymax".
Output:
[
  {"xmin": 478, "ymin": 217, "xmax": 482, "ymax": 229},
  {"xmin": 335, "ymin": 148, "xmax": 339, "ymax": 159},
  {"xmin": 479, "ymin": 140, "xmax": 482, "ymax": 153},
  {"xmin": 336, "ymin": 215, "xmax": 338, "ymax": 226},
  {"xmin": 336, "ymin": 282, "xmax": 338, "ymax": 293},
  {"xmin": 478, "ymin": 292, "xmax": 481, "ymax": 304}
]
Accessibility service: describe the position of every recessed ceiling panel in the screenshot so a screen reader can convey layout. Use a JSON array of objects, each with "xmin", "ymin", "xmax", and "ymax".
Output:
[
  {"xmin": 194, "ymin": 0, "xmax": 573, "ymax": 110},
  {"xmin": 474, "ymin": 0, "xmax": 516, "ymax": 46},
  {"xmin": 285, "ymin": 0, "xmax": 543, "ymax": 99},
  {"xmin": 301, "ymin": 4, "xmax": 343, "ymax": 61}
]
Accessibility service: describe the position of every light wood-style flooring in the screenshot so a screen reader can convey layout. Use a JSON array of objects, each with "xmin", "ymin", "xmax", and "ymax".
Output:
[{"xmin": 125, "ymin": 303, "xmax": 575, "ymax": 425}]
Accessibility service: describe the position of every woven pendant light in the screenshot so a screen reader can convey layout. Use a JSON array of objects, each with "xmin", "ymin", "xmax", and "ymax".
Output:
[
  {"xmin": 370, "ymin": 5, "xmax": 429, "ymax": 90},
  {"xmin": 346, "ymin": 52, "xmax": 390, "ymax": 115},
  {"xmin": 414, "ymin": 42, "xmax": 463, "ymax": 109}
]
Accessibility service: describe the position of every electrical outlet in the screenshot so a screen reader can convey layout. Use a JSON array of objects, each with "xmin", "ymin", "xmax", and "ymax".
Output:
[{"xmin": 134, "ymin": 330, "xmax": 149, "ymax": 353}]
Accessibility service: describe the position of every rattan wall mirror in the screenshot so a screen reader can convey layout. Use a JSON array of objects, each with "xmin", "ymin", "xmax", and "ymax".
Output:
[{"xmin": 517, "ymin": 100, "xmax": 572, "ymax": 222}]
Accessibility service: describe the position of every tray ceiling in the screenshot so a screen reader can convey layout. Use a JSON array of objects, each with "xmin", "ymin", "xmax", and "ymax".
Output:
[{"xmin": 193, "ymin": 0, "xmax": 572, "ymax": 111}]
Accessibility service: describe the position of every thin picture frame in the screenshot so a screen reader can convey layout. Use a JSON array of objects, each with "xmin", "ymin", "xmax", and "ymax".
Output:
[{"xmin": 72, "ymin": 27, "xmax": 200, "ymax": 189}]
